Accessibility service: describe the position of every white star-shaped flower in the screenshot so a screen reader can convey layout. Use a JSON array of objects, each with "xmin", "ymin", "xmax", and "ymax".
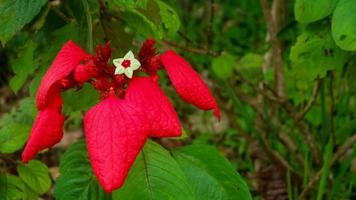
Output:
[{"xmin": 113, "ymin": 50, "xmax": 141, "ymax": 78}]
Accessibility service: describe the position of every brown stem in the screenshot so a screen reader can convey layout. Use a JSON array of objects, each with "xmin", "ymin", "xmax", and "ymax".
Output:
[
  {"xmin": 206, "ymin": 0, "xmax": 215, "ymax": 48},
  {"xmin": 50, "ymin": 5, "xmax": 72, "ymax": 23},
  {"xmin": 296, "ymin": 79, "xmax": 322, "ymax": 121},
  {"xmin": 161, "ymin": 39, "xmax": 220, "ymax": 57},
  {"xmin": 262, "ymin": 82, "xmax": 322, "ymax": 164},
  {"xmin": 260, "ymin": 0, "xmax": 285, "ymax": 98}
]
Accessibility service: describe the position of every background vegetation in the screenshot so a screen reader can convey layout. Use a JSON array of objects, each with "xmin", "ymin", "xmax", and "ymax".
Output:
[{"xmin": 0, "ymin": 0, "xmax": 355, "ymax": 199}]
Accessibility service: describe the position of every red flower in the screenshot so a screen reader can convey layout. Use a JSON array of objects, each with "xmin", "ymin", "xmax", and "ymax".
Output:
[{"xmin": 22, "ymin": 39, "xmax": 220, "ymax": 192}]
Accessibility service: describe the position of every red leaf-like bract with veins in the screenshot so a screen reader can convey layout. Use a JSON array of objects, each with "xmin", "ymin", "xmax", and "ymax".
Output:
[
  {"xmin": 22, "ymin": 108, "xmax": 64, "ymax": 163},
  {"xmin": 126, "ymin": 77, "xmax": 181, "ymax": 137},
  {"xmin": 36, "ymin": 40, "xmax": 88, "ymax": 109},
  {"xmin": 160, "ymin": 50, "xmax": 220, "ymax": 118},
  {"xmin": 84, "ymin": 97, "xmax": 148, "ymax": 192}
]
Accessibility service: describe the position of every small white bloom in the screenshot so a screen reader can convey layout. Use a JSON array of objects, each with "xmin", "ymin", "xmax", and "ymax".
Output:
[{"xmin": 113, "ymin": 50, "xmax": 141, "ymax": 78}]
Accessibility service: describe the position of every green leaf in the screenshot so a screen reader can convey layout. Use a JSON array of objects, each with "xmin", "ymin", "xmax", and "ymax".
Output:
[
  {"xmin": 332, "ymin": 0, "xmax": 356, "ymax": 51},
  {"xmin": 238, "ymin": 53, "xmax": 263, "ymax": 69},
  {"xmin": 54, "ymin": 140, "xmax": 110, "ymax": 200},
  {"xmin": 290, "ymin": 25, "xmax": 346, "ymax": 89},
  {"xmin": 0, "ymin": 0, "xmax": 47, "ymax": 45},
  {"xmin": 30, "ymin": 23, "xmax": 80, "ymax": 96},
  {"xmin": 113, "ymin": 140, "xmax": 196, "ymax": 200},
  {"xmin": 23, "ymin": 185, "xmax": 39, "ymax": 200},
  {"xmin": 0, "ymin": 124, "xmax": 31, "ymax": 154},
  {"xmin": 62, "ymin": 84, "xmax": 100, "ymax": 112},
  {"xmin": 17, "ymin": 160, "xmax": 52, "ymax": 195},
  {"xmin": 66, "ymin": 0, "xmax": 93, "ymax": 51},
  {"xmin": 121, "ymin": 9, "xmax": 163, "ymax": 39},
  {"xmin": 157, "ymin": 1, "xmax": 181, "ymax": 35},
  {"xmin": 112, "ymin": 0, "xmax": 136, "ymax": 9},
  {"xmin": 0, "ymin": 175, "xmax": 25, "ymax": 200},
  {"xmin": 0, "ymin": 98, "xmax": 36, "ymax": 127},
  {"xmin": 294, "ymin": 0, "xmax": 338, "ymax": 23},
  {"xmin": 173, "ymin": 145, "xmax": 252, "ymax": 200},
  {"xmin": 212, "ymin": 53, "xmax": 236, "ymax": 79},
  {"xmin": 9, "ymin": 40, "xmax": 38, "ymax": 93}
]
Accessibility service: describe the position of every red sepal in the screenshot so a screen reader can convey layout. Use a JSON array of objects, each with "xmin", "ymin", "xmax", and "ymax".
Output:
[{"xmin": 160, "ymin": 50, "xmax": 220, "ymax": 119}]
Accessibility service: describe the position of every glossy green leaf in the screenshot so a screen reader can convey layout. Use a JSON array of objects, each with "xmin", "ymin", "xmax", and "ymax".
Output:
[
  {"xmin": 54, "ymin": 140, "xmax": 110, "ymax": 200},
  {"xmin": 290, "ymin": 25, "xmax": 346, "ymax": 89},
  {"xmin": 212, "ymin": 53, "xmax": 236, "ymax": 79},
  {"xmin": 0, "ymin": 175, "xmax": 25, "ymax": 200},
  {"xmin": 121, "ymin": 9, "xmax": 163, "ymax": 39},
  {"xmin": 17, "ymin": 160, "xmax": 51, "ymax": 195},
  {"xmin": 294, "ymin": 0, "xmax": 338, "ymax": 23},
  {"xmin": 66, "ymin": 0, "xmax": 93, "ymax": 51},
  {"xmin": 174, "ymin": 145, "xmax": 252, "ymax": 200},
  {"xmin": 157, "ymin": 1, "xmax": 181, "ymax": 35},
  {"xmin": 62, "ymin": 84, "xmax": 99, "ymax": 112},
  {"xmin": 9, "ymin": 40, "xmax": 38, "ymax": 93},
  {"xmin": 0, "ymin": 124, "xmax": 31, "ymax": 154},
  {"xmin": 332, "ymin": 0, "xmax": 356, "ymax": 50},
  {"xmin": 113, "ymin": 140, "xmax": 196, "ymax": 200},
  {"xmin": 0, "ymin": 0, "xmax": 47, "ymax": 45}
]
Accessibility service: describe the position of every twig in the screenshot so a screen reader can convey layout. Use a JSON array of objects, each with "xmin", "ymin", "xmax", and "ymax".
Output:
[
  {"xmin": 237, "ymin": 68, "xmax": 320, "ymax": 163},
  {"xmin": 328, "ymin": 72, "xmax": 336, "ymax": 142},
  {"xmin": 206, "ymin": 0, "xmax": 215, "ymax": 48},
  {"xmin": 260, "ymin": 0, "xmax": 285, "ymax": 98},
  {"xmin": 178, "ymin": 31, "xmax": 194, "ymax": 43},
  {"xmin": 0, "ymin": 154, "xmax": 18, "ymax": 166},
  {"xmin": 296, "ymin": 79, "xmax": 322, "ymax": 120},
  {"xmin": 50, "ymin": 5, "xmax": 72, "ymax": 23},
  {"xmin": 161, "ymin": 39, "xmax": 220, "ymax": 57},
  {"xmin": 261, "ymin": 82, "xmax": 322, "ymax": 164},
  {"xmin": 97, "ymin": 0, "xmax": 110, "ymax": 42},
  {"xmin": 298, "ymin": 134, "xmax": 356, "ymax": 199}
]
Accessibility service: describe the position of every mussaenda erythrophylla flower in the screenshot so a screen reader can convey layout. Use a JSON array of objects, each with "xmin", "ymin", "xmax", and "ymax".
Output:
[{"xmin": 22, "ymin": 39, "xmax": 220, "ymax": 192}]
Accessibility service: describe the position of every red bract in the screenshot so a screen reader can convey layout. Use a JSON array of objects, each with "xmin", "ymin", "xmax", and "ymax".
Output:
[
  {"xmin": 160, "ymin": 50, "xmax": 220, "ymax": 119},
  {"xmin": 22, "ymin": 39, "xmax": 220, "ymax": 192},
  {"xmin": 84, "ymin": 96, "xmax": 147, "ymax": 191},
  {"xmin": 36, "ymin": 40, "xmax": 89, "ymax": 109}
]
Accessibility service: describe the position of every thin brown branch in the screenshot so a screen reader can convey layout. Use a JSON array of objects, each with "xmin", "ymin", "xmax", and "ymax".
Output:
[
  {"xmin": 50, "ymin": 5, "xmax": 72, "ymax": 23},
  {"xmin": 260, "ymin": 0, "xmax": 285, "ymax": 98},
  {"xmin": 206, "ymin": 0, "xmax": 215, "ymax": 48},
  {"xmin": 260, "ymin": 82, "xmax": 321, "ymax": 164},
  {"xmin": 161, "ymin": 39, "xmax": 220, "ymax": 57},
  {"xmin": 296, "ymin": 79, "xmax": 322, "ymax": 121}
]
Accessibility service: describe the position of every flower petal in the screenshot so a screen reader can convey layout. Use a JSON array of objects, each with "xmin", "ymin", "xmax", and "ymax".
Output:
[
  {"xmin": 124, "ymin": 50, "xmax": 134, "ymax": 59},
  {"xmin": 124, "ymin": 68, "xmax": 134, "ymax": 78},
  {"xmin": 84, "ymin": 97, "xmax": 148, "ymax": 192},
  {"xmin": 113, "ymin": 58, "xmax": 124, "ymax": 68},
  {"xmin": 130, "ymin": 59, "xmax": 141, "ymax": 70},
  {"xmin": 126, "ymin": 77, "xmax": 181, "ymax": 137},
  {"xmin": 36, "ymin": 40, "xmax": 89, "ymax": 110},
  {"xmin": 160, "ymin": 50, "xmax": 220, "ymax": 119},
  {"xmin": 22, "ymin": 107, "xmax": 64, "ymax": 163},
  {"xmin": 115, "ymin": 66, "xmax": 125, "ymax": 75}
]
